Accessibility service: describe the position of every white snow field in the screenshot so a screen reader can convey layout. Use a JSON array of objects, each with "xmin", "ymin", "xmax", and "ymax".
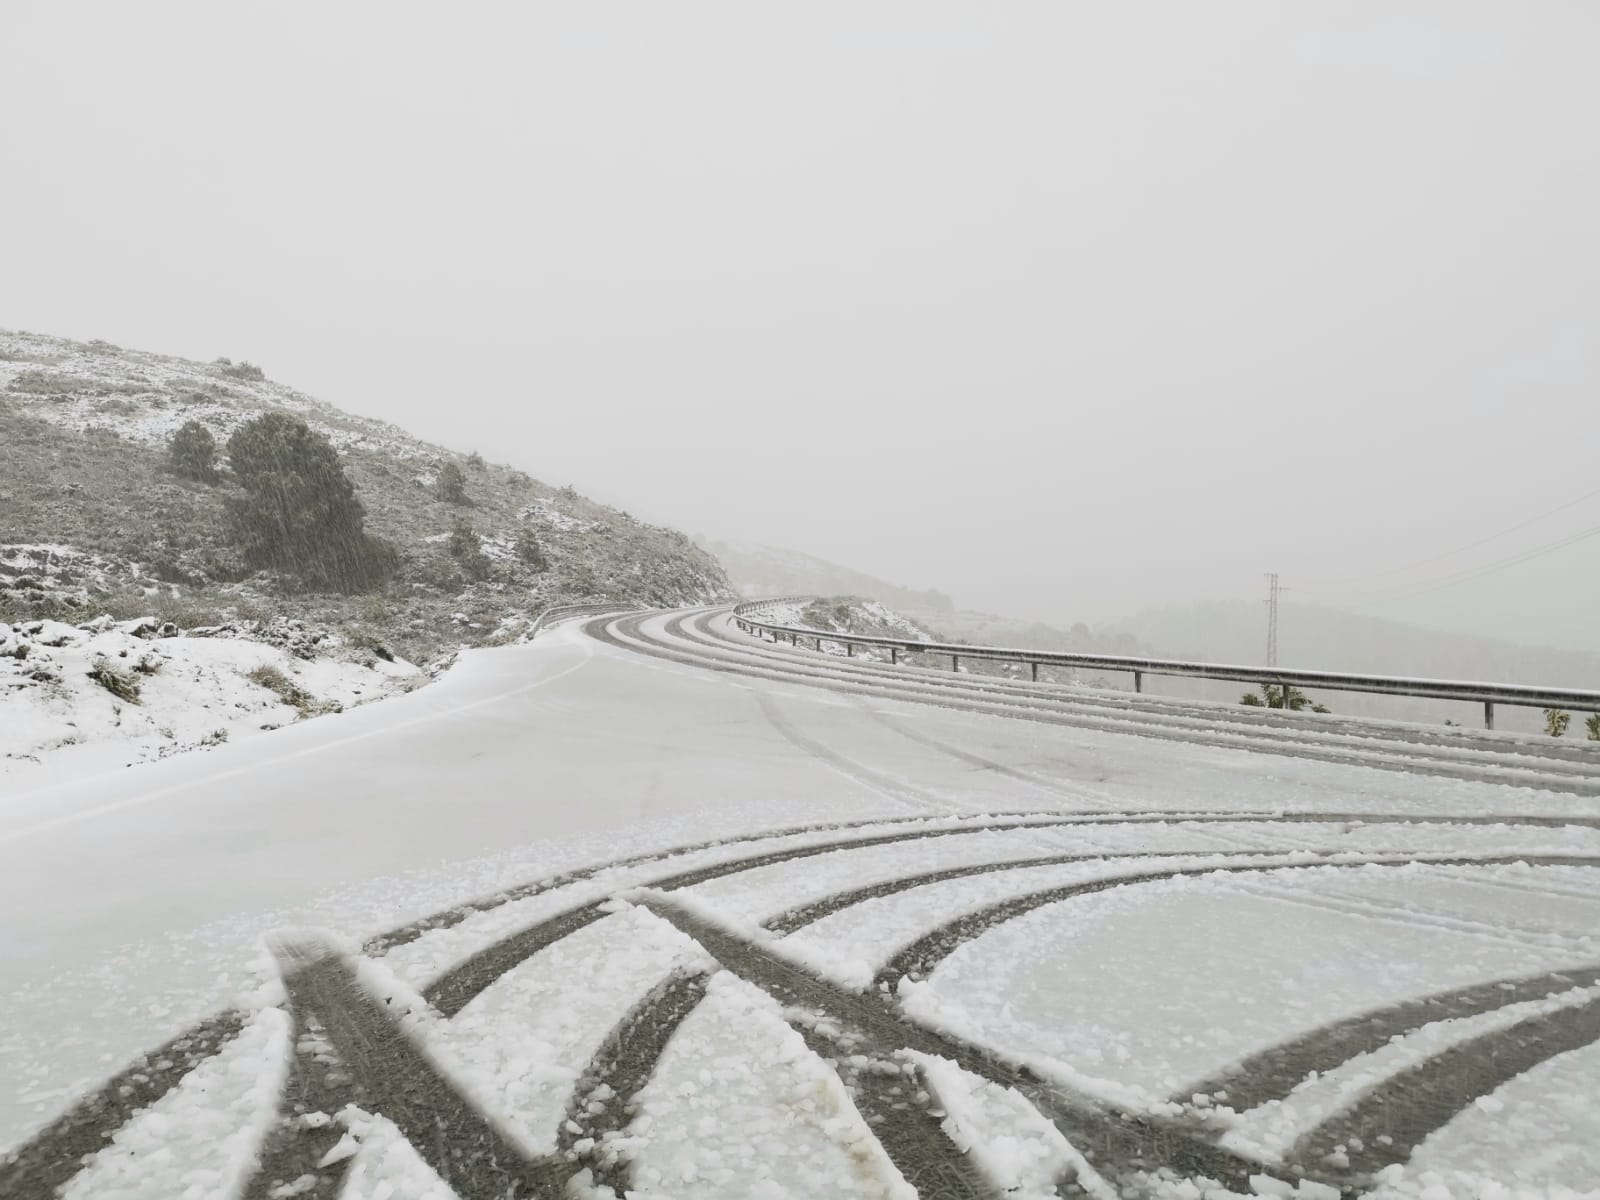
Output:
[
  {"xmin": 2, "ymin": 606, "xmax": 1598, "ymax": 1199},
  {"xmin": 1, "ymin": 610, "xmax": 423, "ymax": 788}
]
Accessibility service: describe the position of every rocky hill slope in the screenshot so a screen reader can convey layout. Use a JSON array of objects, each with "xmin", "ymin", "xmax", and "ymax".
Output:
[
  {"xmin": 0, "ymin": 330, "xmax": 731, "ymax": 657},
  {"xmin": 0, "ymin": 328, "xmax": 733, "ymax": 782}
]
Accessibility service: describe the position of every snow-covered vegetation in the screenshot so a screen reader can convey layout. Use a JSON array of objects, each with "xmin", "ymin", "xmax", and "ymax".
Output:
[
  {"xmin": 0, "ymin": 334, "xmax": 731, "ymax": 646},
  {"xmin": 0, "ymin": 328, "xmax": 734, "ymax": 780},
  {"xmin": 0, "ymin": 613, "xmax": 421, "ymax": 787}
]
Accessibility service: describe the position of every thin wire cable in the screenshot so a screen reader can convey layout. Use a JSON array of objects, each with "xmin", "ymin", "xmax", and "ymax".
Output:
[
  {"xmin": 1384, "ymin": 523, "xmax": 1600, "ymax": 599},
  {"xmin": 1314, "ymin": 485, "xmax": 1600, "ymax": 587}
]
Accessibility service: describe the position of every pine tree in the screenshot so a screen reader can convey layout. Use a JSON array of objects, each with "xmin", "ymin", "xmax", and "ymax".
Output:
[
  {"xmin": 167, "ymin": 419, "xmax": 218, "ymax": 481},
  {"xmin": 448, "ymin": 517, "xmax": 491, "ymax": 580},
  {"xmin": 225, "ymin": 413, "xmax": 394, "ymax": 590},
  {"xmin": 437, "ymin": 460, "xmax": 469, "ymax": 504}
]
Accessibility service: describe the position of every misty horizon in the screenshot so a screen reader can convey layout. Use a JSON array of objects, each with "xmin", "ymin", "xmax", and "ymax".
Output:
[{"xmin": 6, "ymin": 2, "xmax": 1596, "ymax": 653}]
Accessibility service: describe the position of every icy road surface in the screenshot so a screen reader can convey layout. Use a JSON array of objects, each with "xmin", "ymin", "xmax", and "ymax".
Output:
[{"xmin": 2, "ymin": 605, "xmax": 1598, "ymax": 1199}]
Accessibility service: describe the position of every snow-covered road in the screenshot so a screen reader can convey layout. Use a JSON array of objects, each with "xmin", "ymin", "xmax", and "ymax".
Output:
[{"xmin": 2, "ymin": 607, "xmax": 1597, "ymax": 1199}]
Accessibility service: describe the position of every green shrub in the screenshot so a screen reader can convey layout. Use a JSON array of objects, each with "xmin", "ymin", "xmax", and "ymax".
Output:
[
  {"xmin": 515, "ymin": 530, "xmax": 548, "ymax": 571},
  {"xmin": 167, "ymin": 419, "xmax": 219, "ymax": 482},
  {"xmin": 436, "ymin": 460, "xmax": 469, "ymax": 504},
  {"xmin": 225, "ymin": 413, "xmax": 395, "ymax": 591},
  {"xmin": 466, "ymin": 451, "xmax": 485, "ymax": 469},
  {"xmin": 1241, "ymin": 685, "xmax": 1326, "ymax": 712},
  {"xmin": 8, "ymin": 370, "xmax": 79, "ymax": 396},
  {"xmin": 215, "ymin": 357, "xmax": 266, "ymax": 381},
  {"xmin": 1544, "ymin": 708, "xmax": 1571, "ymax": 737},
  {"xmin": 448, "ymin": 518, "xmax": 491, "ymax": 581},
  {"xmin": 1586, "ymin": 714, "xmax": 1600, "ymax": 741}
]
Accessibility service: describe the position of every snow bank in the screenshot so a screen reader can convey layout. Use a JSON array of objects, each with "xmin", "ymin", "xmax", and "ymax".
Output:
[{"xmin": 0, "ymin": 615, "xmax": 420, "ymax": 791}]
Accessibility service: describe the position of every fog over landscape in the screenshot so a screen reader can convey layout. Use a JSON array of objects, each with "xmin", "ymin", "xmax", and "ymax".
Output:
[
  {"xmin": 5, "ymin": 2, "xmax": 1597, "ymax": 654},
  {"xmin": 8, "ymin": 9, "xmax": 1600, "ymax": 1197}
]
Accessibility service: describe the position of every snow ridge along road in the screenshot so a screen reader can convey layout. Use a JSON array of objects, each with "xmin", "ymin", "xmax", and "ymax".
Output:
[{"xmin": 2, "ymin": 604, "xmax": 1598, "ymax": 1199}]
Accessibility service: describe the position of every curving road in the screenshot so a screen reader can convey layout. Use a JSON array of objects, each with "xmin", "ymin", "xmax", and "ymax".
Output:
[{"xmin": 3, "ymin": 604, "xmax": 1598, "ymax": 1199}]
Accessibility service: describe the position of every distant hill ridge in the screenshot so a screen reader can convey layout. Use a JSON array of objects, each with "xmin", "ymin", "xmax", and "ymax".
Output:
[{"xmin": 702, "ymin": 538, "xmax": 954, "ymax": 612}]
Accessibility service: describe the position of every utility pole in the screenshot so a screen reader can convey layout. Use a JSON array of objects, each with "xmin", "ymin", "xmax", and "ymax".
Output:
[{"xmin": 1265, "ymin": 573, "xmax": 1281, "ymax": 667}]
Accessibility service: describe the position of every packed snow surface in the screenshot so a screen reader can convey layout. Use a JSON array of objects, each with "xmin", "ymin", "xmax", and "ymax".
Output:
[{"xmin": 1, "ymin": 614, "xmax": 1597, "ymax": 1199}]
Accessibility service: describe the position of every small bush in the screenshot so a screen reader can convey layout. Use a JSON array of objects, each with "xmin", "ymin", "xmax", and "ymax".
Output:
[
  {"xmin": 215, "ymin": 358, "xmax": 266, "ymax": 381},
  {"xmin": 88, "ymin": 657, "xmax": 142, "ymax": 703},
  {"xmin": 167, "ymin": 419, "xmax": 219, "ymax": 482},
  {"xmin": 1544, "ymin": 708, "xmax": 1571, "ymax": 737},
  {"xmin": 466, "ymin": 451, "xmax": 485, "ymax": 469},
  {"xmin": 8, "ymin": 370, "xmax": 79, "ymax": 396},
  {"xmin": 436, "ymin": 460, "xmax": 469, "ymax": 504},
  {"xmin": 1586, "ymin": 713, "xmax": 1600, "ymax": 741},
  {"xmin": 247, "ymin": 664, "xmax": 333, "ymax": 716},
  {"xmin": 1241, "ymin": 685, "xmax": 1324, "ymax": 712},
  {"xmin": 515, "ymin": 530, "xmax": 549, "ymax": 571},
  {"xmin": 448, "ymin": 518, "xmax": 491, "ymax": 581}
]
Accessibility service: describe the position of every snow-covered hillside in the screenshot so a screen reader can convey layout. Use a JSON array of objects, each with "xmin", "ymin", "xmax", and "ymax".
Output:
[
  {"xmin": 0, "ymin": 328, "xmax": 731, "ymax": 670},
  {"xmin": 1, "ymin": 612, "xmax": 421, "ymax": 789}
]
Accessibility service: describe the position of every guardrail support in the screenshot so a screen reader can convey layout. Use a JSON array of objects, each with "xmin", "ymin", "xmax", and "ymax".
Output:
[
  {"xmin": 846, "ymin": 642, "xmax": 855, "ymax": 657},
  {"xmin": 730, "ymin": 602, "xmax": 1600, "ymax": 723}
]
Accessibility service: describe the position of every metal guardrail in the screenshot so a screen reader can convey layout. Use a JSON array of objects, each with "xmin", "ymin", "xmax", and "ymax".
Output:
[
  {"xmin": 731, "ymin": 599, "xmax": 1600, "ymax": 730},
  {"xmin": 529, "ymin": 600, "xmax": 633, "ymax": 637}
]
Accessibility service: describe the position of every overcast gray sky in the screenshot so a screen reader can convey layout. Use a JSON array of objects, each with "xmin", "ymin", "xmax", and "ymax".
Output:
[{"xmin": 5, "ymin": 3, "xmax": 1597, "ymax": 650}]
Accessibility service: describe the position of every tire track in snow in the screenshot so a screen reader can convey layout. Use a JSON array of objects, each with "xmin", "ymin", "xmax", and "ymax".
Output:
[
  {"xmin": 610, "ymin": 610, "xmax": 1600, "ymax": 797},
  {"xmin": 696, "ymin": 610, "xmax": 1600, "ymax": 773},
  {"xmin": 763, "ymin": 848, "xmax": 1322, "ymax": 936},
  {"xmin": 263, "ymin": 934, "xmax": 569, "ymax": 1200},
  {"xmin": 0, "ymin": 1011, "xmax": 245, "ymax": 1199},
  {"xmin": 872, "ymin": 855, "xmax": 1600, "ymax": 990},
  {"xmin": 749, "ymin": 687, "xmax": 951, "ymax": 815},
  {"xmin": 1179, "ymin": 962, "xmax": 1600, "ymax": 1114},
  {"xmin": 556, "ymin": 968, "xmax": 712, "ymax": 1195},
  {"xmin": 424, "ymin": 816, "xmax": 1106, "ymax": 1016},
  {"xmin": 851, "ymin": 698, "xmax": 1127, "ymax": 812},
  {"xmin": 1289, "ymin": 987, "xmax": 1600, "ymax": 1175},
  {"xmin": 240, "ymin": 1009, "xmax": 359, "ymax": 1200},
  {"xmin": 11, "ymin": 786, "xmax": 1600, "ymax": 1198},
  {"xmin": 630, "ymin": 893, "xmax": 1272, "ymax": 1195}
]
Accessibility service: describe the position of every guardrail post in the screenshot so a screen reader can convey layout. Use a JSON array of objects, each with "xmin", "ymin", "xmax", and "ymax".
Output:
[
  {"xmin": 846, "ymin": 642, "xmax": 855, "ymax": 657},
  {"xmin": 952, "ymin": 654, "xmax": 960, "ymax": 672},
  {"xmin": 1484, "ymin": 701, "xmax": 1495, "ymax": 730},
  {"xmin": 1133, "ymin": 670, "xmax": 1143, "ymax": 693},
  {"xmin": 1030, "ymin": 662, "xmax": 1038, "ymax": 683},
  {"xmin": 890, "ymin": 646, "xmax": 898, "ymax": 665}
]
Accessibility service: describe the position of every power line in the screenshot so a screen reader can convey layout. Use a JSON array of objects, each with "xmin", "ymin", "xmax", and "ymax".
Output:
[
  {"xmin": 1319, "ymin": 484, "xmax": 1600, "ymax": 586},
  {"xmin": 1387, "ymin": 522, "xmax": 1600, "ymax": 599}
]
